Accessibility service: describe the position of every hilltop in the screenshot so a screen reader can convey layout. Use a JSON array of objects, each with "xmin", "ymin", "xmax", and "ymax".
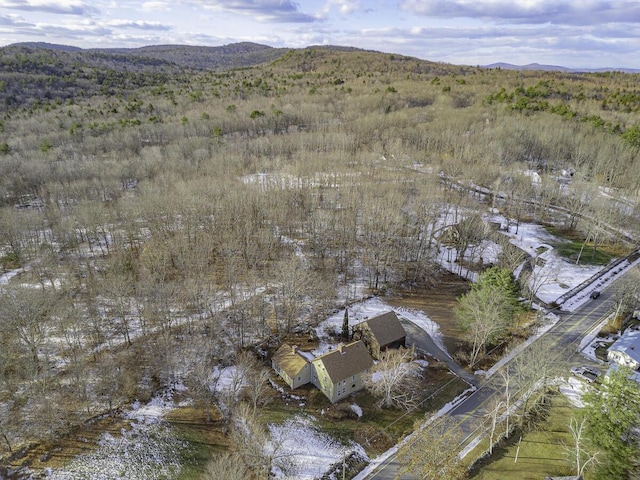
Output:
[
  {"xmin": 8, "ymin": 41, "xmax": 290, "ymax": 71},
  {"xmin": 0, "ymin": 41, "xmax": 290, "ymax": 109}
]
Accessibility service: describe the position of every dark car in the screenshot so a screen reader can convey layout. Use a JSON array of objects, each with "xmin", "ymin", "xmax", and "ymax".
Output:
[{"xmin": 590, "ymin": 290, "xmax": 601, "ymax": 299}]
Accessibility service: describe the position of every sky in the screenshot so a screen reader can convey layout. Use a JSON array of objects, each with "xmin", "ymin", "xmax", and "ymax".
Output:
[{"xmin": 0, "ymin": 1, "xmax": 638, "ymax": 69}]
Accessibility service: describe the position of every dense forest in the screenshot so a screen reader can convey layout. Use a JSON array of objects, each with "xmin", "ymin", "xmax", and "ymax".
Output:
[{"xmin": 0, "ymin": 43, "xmax": 639, "ymax": 478}]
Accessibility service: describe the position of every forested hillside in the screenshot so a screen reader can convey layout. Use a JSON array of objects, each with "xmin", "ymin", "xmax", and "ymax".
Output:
[
  {"xmin": 0, "ymin": 44, "xmax": 639, "ymax": 478},
  {"xmin": 0, "ymin": 42, "xmax": 290, "ymax": 110}
]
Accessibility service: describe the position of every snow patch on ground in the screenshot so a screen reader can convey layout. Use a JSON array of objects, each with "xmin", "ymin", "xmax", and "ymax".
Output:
[
  {"xmin": 48, "ymin": 395, "xmax": 185, "ymax": 480},
  {"xmin": 498, "ymin": 220, "xmax": 640, "ymax": 311},
  {"xmin": 350, "ymin": 404, "xmax": 363, "ymax": 418},
  {"xmin": 212, "ymin": 365, "xmax": 240, "ymax": 391},
  {"xmin": 394, "ymin": 305, "xmax": 447, "ymax": 354},
  {"xmin": 268, "ymin": 415, "xmax": 368, "ymax": 480},
  {"xmin": 126, "ymin": 391, "xmax": 179, "ymax": 423},
  {"xmin": 559, "ymin": 377, "xmax": 586, "ymax": 408},
  {"xmin": 0, "ymin": 267, "xmax": 25, "ymax": 286}
]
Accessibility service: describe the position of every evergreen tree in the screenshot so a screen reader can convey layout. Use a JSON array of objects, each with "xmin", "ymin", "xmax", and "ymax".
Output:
[
  {"xmin": 476, "ymin": 266, "xmax": 521, "ymax": 305},
  {"xmin": 342, "ymin": 309, "xmax": 349, "ymax": 341},
  {"xmin": 583, "ymin": 367, "xmax": 640, "ymax": 479}
]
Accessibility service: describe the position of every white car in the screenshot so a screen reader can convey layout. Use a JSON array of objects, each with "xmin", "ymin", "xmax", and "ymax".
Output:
[{"xmin": 571, "ymin": 366, "xmax": 601, "ymax": 383}]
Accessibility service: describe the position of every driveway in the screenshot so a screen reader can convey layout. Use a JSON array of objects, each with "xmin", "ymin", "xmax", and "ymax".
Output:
[{"xmin": 399, "ymin": 318, "xmax": 478, "ymax": 387}]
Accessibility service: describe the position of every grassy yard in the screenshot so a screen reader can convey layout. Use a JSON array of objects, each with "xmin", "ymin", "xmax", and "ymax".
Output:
[
  {"xmin": 545, "ymin": 226, "xmax": 628, "ymax": 265},
  {"xmin": 167, "ymin": 406, "xmax": 230, "ymax": 480},
  {"xmin": 468, "ymin": 392, "xmax": 584, "ymax": 480}
]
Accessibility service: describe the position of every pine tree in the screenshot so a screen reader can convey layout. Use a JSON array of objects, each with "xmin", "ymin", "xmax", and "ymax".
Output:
[
  {"xmin": 583, "ymin": 367, "xmax": 640, "ymax": 479},
  {"xmin": 342, "ymin": 309, "xmax": 349, "ymax": 341}
]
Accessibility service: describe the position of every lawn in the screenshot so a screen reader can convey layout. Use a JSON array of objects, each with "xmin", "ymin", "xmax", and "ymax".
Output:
[
  {"xmin": 468, "ymin": 392, "xmax": 582, "ymax": 480},
  {"xmin": 545, "ymin": 226, "xmax": 627, "ymax": 266}
]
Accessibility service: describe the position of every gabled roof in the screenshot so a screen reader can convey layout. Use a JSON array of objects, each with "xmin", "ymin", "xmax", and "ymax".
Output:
[
  {"xmin": 609, "ymin": 329, "xmax": 640, "ymax": 365},
  {"xmin": 272, "ymin": 344, "xmax": 310, "ymax": 378},
  {"xmin": 313, "ymin": 341, "xmax": 373, "ymax": 383},
  {"xmin": 357, "ymin": 311, "xmax": 406, "ymax": 346}
]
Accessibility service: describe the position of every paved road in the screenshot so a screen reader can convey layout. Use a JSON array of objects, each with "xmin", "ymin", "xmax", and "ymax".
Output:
[{"xmin": 364, "ymin": 278, "xmax": 626, "ymax": 479}]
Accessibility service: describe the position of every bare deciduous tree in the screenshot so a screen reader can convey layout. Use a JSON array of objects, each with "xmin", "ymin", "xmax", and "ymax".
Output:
[
  {"xmin": 455, "ymin": 285, "xmax": 512, "ymax": 368},
  {"xmin": 230, "ymin": 403, "xmax": 294, "ymax": 478},
  {"xmin": 564, "ymin": 416, "xmax": 599, "ymax": 477},
  {"xmin": 397, "ymin": 415, "xmax": 467, "ymax": 480},
  {"xmin": 363, "ymin": 346, "xmax": 420, "ymax": 410},
  {"xmin": 201, "ymin": 453, "xmax": 248, "ymax": 480}
]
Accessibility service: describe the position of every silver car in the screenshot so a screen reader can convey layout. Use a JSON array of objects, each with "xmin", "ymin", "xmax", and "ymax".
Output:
[{"xmin": 571, "ymin": 366, "xmax": 601, "ymax": 383}]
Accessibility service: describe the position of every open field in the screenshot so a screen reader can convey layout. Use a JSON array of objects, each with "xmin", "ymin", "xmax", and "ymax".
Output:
[{"xmin": 468, "ymin": 392, "xmax": 580, "ymax": 480}]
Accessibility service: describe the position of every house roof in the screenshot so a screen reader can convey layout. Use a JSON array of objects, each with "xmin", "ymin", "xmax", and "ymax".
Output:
[
  {"xmin": 313, "ymin": 341, "xmax": 373, "ymax": 383},
  {"xmin": 609, "ymin": 329, "xmax": 640, "ymax": 365},
  {"xmin": 272, "ymin": 344, "xmax": 310, "ymax": 378},
  {"xmin": 605, "ymin": 363, "xmax": 640, "ymax": 383},
  {"xmin": 356, "ymin": 311, "xmax": 406, "ymax": 347}
]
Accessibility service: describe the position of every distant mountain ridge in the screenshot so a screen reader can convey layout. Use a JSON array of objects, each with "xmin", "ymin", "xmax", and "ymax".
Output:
[
  {"xmin": 485, "ymin": 62, "xmax": 640, "ymax": 74},
  {"xmin": 7, "ymin": 41, "xmax": 291, "ymax": 71},
  {"xmin": 1, "ymin": 41, "xmax": 638, "ymax": 112},
  {"xmin": 8, "ymin": 42, "xmax": 637, "ymax": 73}
]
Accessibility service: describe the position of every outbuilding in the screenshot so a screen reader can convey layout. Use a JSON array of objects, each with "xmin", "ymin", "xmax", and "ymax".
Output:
[{"xmin": 352, "ymin": 311, "xmax": 406, "ymax": 360}]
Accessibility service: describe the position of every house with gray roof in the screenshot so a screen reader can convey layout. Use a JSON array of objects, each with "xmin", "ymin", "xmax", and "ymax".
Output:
[
  {"xmin": 607, "ymin": 329, "xmax": 640, "ymax": 370},
  {"xmin": 311, "ymin": 341, "xmax": 374, "ymax": 403},
  {"xmin": 271, "ymin": 340, "xmax": 374, "ymax": 403},
  {"xmin": 352, "ymin": 311, "xmax": 406, "ymax": 360}
]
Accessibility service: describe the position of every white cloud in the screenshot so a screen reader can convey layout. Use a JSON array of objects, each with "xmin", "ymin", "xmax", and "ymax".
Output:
[
  {"xmin": 140, "ymin": 1, "xmax": 172, "ymax": 12},
  {"xmin": 0, "ymin": 12, "xmax": 30, "ymax": 25},
  {"xmin": 105, "ymin": 19, "xmax": 172, "ymax": 31},
  {"xmin": 0, "ymin": 0, "xmax": 99, "ymax": 16},
  {"xmin": 322, "ymin": 0, "xmax": 361, "ymax": 16},
  {"xmin": 192, "ymin": 0, "xmax": 320, "ymax": 23},
  {"xmin": 400, "ymin": 0, "xmax": 640, "ymax": 25}
]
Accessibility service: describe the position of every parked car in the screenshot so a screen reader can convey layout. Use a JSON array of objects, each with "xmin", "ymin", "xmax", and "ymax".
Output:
[
  {"xmin": 571, "ymin": 366, "xmax": 601, "ymax": 383},
  {"xmin": 590, "ymin": 290, "xmax": 601, "ymax": 299}
]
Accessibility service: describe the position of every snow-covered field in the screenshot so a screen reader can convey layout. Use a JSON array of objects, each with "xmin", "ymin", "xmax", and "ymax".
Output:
[
  {"xmin": 48, "ymin": 394, "xmax": 188, "ymax": 480},
  {"xmin": 268, "ymin": 415, "xmax": 368, "ymax": 480},
  {"xmin": 438, "ymin": 218, "xmax": 639, "ymax": 312},
  {"xmin": 41, "ymin": 376, "xmax": 366, "ymax": 480}
]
